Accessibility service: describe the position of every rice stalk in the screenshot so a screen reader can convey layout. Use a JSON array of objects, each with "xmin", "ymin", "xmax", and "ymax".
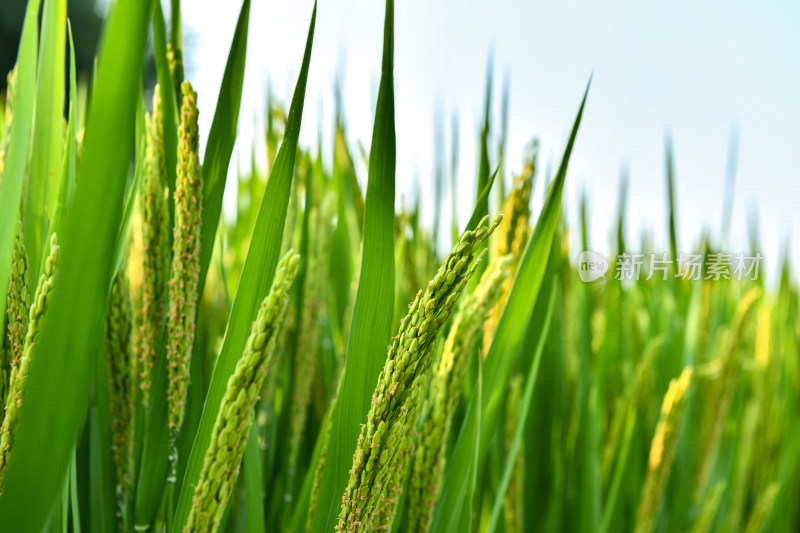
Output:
[
  {"xmin": 307, "ymin": 402, "xmax": 335, "ymax": 532},
  {"xmin": 104, "ymin": 263, "xmax": 136, "ymax": 507},
  {"xmin": 167, "ymin": 43, "xmax": 184, "ymax": 99},
  {"xmin": 725, "ymin": 401, "xmax": 758, "ymax": 529},
  {"xmin": 306, "ymin": 377, "xmax": 342, "ymax": 533},
  {"xmin": 288, "ymin": 202, "xmax": 332, "ymax": 478},
  {"xmin": 690, "ymin": 481, "xmax": 724, "ymax": 533},
  {"xmin": 634, "ymin": 365, "xmax": 693, "ymax": 533},
  {"xmin": 0, "ymin": 234, "xmax": 60, "ymax": 492},
  {"xmin": 5, "ymin": 219, "xmax": 30, "ymax": 375},
  {"xmin": 484, "ymin": 142, "xmax": 536, "ymax": 351},
  {"xmin": 602, "ymin": 335, "xmax": 664, "ymax": 482},
  {"xmin": 408, "ymin": 253, "xmax": 511, "ymax": 532},
  {"xmin": 184, "ymin": 250, "xmax": 299, "ymax": 533},
  {"xmin": 492, "ymin": 141, "xmax": 537, "ymax": 265},
  {"xmin": 503, "ymin": 374, "xmax": 524, "ymax": 533},
  {"xmin": 167, "ymin": 81, "xmax": 203, "ymax": 438},
  {"xmin": 694, "ymin": 288, "xmax": 760, "ymax": 503},
  {"xmin": 744, "ymin": 482, "xmax": 780, "ymax": 533},
  {"xmin": 139, "ymin": 86, "xmax": 170, "ymax": 404},
  {"xmin": 336, "ymin": 215, "xmax": 502, "ymax": 533}
]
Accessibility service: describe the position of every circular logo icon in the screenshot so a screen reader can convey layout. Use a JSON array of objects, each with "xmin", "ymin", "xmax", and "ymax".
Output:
[{"xmin": 577, "ymin": 250, "xmax": 609, "ymax": 283}]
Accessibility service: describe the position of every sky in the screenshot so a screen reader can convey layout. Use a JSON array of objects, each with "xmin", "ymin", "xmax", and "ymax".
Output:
[{"xmin": 176, "ymin": 0, "xmax": 800, "ymax": 283}]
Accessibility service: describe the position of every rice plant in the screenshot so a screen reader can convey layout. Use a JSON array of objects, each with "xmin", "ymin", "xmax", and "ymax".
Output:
[{"xmin": 0, "ymin": 1, "xmax": 797, "ymax": 533}]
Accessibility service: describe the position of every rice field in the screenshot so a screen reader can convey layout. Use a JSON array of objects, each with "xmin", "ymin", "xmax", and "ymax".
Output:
[{"xmin": 0, "ymin": 0, "xmax": 797, "ymax": 532}]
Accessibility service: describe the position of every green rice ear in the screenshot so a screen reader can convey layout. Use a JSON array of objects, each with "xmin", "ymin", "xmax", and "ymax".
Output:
[
  {"xmin": 139, "ymin": 86, "xmax": 170, "ymax": 405},
  {"xmin": 167, "ymin": 80, "xmax": 203, "ymax": 438},
  {"xmin": 635, "ymin": 366, "xmax": 693, "ymax": 533},
  {"xmin": 5, "ymin": 219, "xmax": 30, "ymax": 373},
  {"xmin": 408, "ymin": 253, "xmax": 511, "ymax": 532},
  {"xmin": 104, "ymin": 263, "xmax": 135, "ymax": 509},
  {"xmin": 186, "ymin": 250, "xmax": 299, "ymax": 532},
  {"xmin": 337, "ymin": 215, "xmax": 501, "ymax": 532},
  {"xmin": 288, "ymin": 202, "xmax": 334, "ymax": 478},
  {"xmin": 0, "ymin": 233, "xmax": 60, "ymax": 493}
]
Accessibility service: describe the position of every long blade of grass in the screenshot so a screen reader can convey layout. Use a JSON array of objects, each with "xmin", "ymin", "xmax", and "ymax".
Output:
[
  {"xmin": 450, "ymin": 113, "xmax": 460, "ymax": 245},
  {"xmin": 112, "ymin": 87, "xmax": 146, "ymax": 277},
  {"xmin": 466, "ymin": 166, "xmax": 498, "ymax": 232},
  {"xmin": 487, "ymin": 285, "xmax": 556, "ymax": 533},
  {"xmin": 308, "ymin": 1, "xmax": 395, "ymax": 529},
  {"xmin": 112, "ymin": 137, "xmax": 144, "ymax": 277},
  {"xmin": 25, "ymin": 0, "xmax": 66, "ymax": 280},
  {"xmin": 173, "ymin": 4, "xmax": 317, "ymax": 528},
  {"xmin": 477, "ymin": 57, "xmax": 492, "ymax": 216},
  {"xmin": 0, "ymin": 0, "xmax": 150, "ymax": 528},
  {"xmin": 0, "ymin": 0, "xmax": 40, "ymax": 331},
  {"xmin": 289, "ymin": 404, "xmax": 333, "ymax": 533},
  {"xmin": 478, "ymin": 80, "xmax": 588, "ymax": 462},
  {"xmin": 133, "ymin": 323, "xmax": 170, "ymax": 528},
  {"xmin": 89, "ymin": 347, "xmax": 117, "ymax": 533},
  {"xmin": 46, "ymin": 20, "xmax": 78, "ymax": 246},
  {"xmin": 664, "ymin": 134, "xmax": 678, "ymax": 266},
  {"xmin": 196, "ymin": 0, "xmax": 251, "ymax": 301},
  {"xmin": 152, "ymin": 0, "xmax": 179, "ymax": 218},
  {"xmin": 244, "ymin": 420, "xmax": 265, "ymax": 532},
  {"xmin": 69, "ymin": 450, "xmax": 82, "ymax": 533},
  {"xmin": 429, "ymin": 353, "xmax": 482, "ymax": 533},
  {"xmin": 169, "ymin": 0, "xmax": 184, "ymax": 98},
  {"xmin": 170, "ymin": 0, "xmax": 183, "ymax": 64},
  {"xmin": 599, "ymin": 408, "xmax": 636, "ymax": 533},
  {"xmin": 435, "ymin": 81, "xmax": 589, "ymax": 524}
]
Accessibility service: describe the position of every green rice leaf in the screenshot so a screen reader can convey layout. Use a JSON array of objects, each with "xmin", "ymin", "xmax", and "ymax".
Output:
[
  {"xmin": 307, "ymin": 1, "xmax": 395, "ymax": 529},
  {"xmin": 665, "ymin": 135, "xmax": 678, "ymax": 266},
  {"xmin": 465, "ymin": 166, "xmax": 498, "ymax": 233},
  {"xmin": 69, "ymin": 450, "xmax": 82, "ymax": 533},
  {"xmin": 0, "ymin": 0, "xmax": 150, "ymax": 529},
  {"xmin": 25, "ymin": 0, "xmax": 66, "ymax": 281},
  {"xmin": 196, "ymin": 0, "xmax": 251, "ymax": 301},
  {"xmin": 429, "ymin": 353, "xmax": 482, "ymax": 533},
  {"xmin": 487, "ymin": 285, "xmax": 556, "ymax": 533},
  {"xmin": 436, "ymin": 80, "xmax": 589, "ymax": 526},
  {"xmin": 132, "ymin": 323, "xmax": 170, "ymax": 528},
  {"xmin": 46, "ymin": 20, "xmax": 78, "ymax": 249},
  {"xmin": 477, "ymin": 57, "xmax": 492, "ymax": 217},
  {"xmin": 170, "ymin": 0, "xmax": 183, "ymax": 57},
  {"xmin": 244, "ymin": 419, "xmax": 265, "ymax": 532},
  {"xmin": 152, "ymin": 0, "xmax": 179, "ymax": 217},
  {"xmin": 478, "ymin": 79, "xmax": 588, "ymax": 462},
  {"xmin": 173, "ymin": 3, "xmax": 317, "ymax": 528},
  {"xmin": 289, "ymin": 403, "xmax": 333, "ymax": 533},
  {"xmin": 0, "ymin": 0, "xmax": 40, "ymax": 334},
  {"xmin": 89, "ymin": 347, "xmax": 117, "ymax": 533}
]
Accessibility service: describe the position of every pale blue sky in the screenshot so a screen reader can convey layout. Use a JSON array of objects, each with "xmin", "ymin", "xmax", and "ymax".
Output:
[{"xmin": 179, "ymin": 0, "xmax": 800, "ymax": 281}]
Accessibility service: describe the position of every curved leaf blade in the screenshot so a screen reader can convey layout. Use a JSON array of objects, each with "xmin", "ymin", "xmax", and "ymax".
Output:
[
  {"xmin": 308, "ymin": 1, "xmax": 396, "ymax": 529},
  {"xmin": 0, "ymin": 0, "xmax": 150, "ymax": 528},
  {"xmin": 433, "ymin": 80, "xmax": 590, "ymax": 526},
  {"xmin": 486, "ymin": 285, "xmax": 556, "ymax": 533},
  {"xmin": 0, "ymin": 0, "xmax": 40, "ymax": 336},
  {"xmin": 173, "ymin": 4, "xmax": 317, "ymax": 528},
  {"xmin": 25, "ymin": 0, "xmax": 66, "ymax": 280}
]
